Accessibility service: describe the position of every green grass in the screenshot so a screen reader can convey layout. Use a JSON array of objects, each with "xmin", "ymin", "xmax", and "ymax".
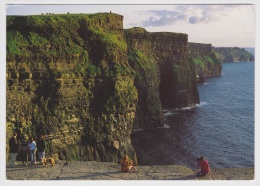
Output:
[
  {"xmin": 91, "ymin": 28, "xmax": 127, "ymax": 51},
  {"xmin": 128, "ymin": 49, "xmax": 156, "ymax": 70},
  {"xmin": 29, "ymin": 32, "xmax": 49, "ymax": 47},
  {"xmin": 193, "ymin": 53, "xmax": 221, "ymax": 69},
  {"xmin": 7, "ymin": 31, "xmax": 28, "ymax": 55},
  {"xmin": 7, "ymin": 13, "xmax": 135, "ymax": 78}
]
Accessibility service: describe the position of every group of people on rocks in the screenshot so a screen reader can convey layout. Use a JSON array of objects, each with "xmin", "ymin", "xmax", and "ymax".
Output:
[
  {"xmin": 8, "ymin": 132, "xmax": 46, "ymax": 167},
  {"xmin": 9, "ymin": 132, "xmax": 210, "ymax": 177}
]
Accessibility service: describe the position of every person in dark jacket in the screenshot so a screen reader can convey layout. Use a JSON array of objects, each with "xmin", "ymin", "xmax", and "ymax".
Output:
[
  {"xmin": 37, "ymin": 134, "xmax": 46, "ymax": 164},
  {"xmin": 20, "ymin": 135, "xmax": 29, "ymax": 165},
  {"xmin": 9, "ymin": 132, "xmax": 20, "ymax": 167}
]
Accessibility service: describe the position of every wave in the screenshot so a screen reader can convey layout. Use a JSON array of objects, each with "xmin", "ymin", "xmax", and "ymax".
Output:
[
  {"xmin": 162, "ymin": 102, "xmax": 209, "ymax": 115},
  {"xmin": 163, "ymin": 110, "xmax": 174, "ymax": 116},
  {"xmin": 173, "ymin": 102, "xmax": 209, "ymax": 111},
  {"xmin": 196, "ymin": 102, "xmax": 209, "ymax": 107},
  {"xmin": 163, "ymin": 123, "xmax": 170, "ymax": 128}
]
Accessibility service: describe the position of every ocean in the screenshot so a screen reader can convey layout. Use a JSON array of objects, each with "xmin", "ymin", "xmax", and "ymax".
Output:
[{"xmin": 132, "ymin": 62, "xmax": 254, "ymax": 169}]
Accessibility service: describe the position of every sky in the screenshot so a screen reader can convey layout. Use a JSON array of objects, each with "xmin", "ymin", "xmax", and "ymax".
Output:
[{"xmin": 5, "ymin": 3, "xmax": 256, "ymax": 48}]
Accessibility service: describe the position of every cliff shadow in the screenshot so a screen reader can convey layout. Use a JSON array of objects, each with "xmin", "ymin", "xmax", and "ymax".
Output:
[{"xmin": 159, "ymin": 72, "xmax": 175, "ymax": 108}]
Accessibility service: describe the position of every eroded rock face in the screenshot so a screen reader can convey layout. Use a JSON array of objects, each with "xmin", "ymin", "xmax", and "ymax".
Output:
[
  {"xmin": 188, "ymin": 42, "xmax": 222, "ymax": 82},
  {"xmin": 125, "ymin": 28, "xmax": 200, "ymax": 130},
  {"xmin": 7, "ymin": 13, "xmax": 138, "ymax": 163},
  {"xmin": 7, "ymin": 13, "xmax": 201, "ymax": 164}
]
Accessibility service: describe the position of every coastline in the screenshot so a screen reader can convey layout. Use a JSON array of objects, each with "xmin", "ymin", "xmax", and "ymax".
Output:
[{"xmin": 5, "ymin": 160, "xmax": 254, "ymax": 180}]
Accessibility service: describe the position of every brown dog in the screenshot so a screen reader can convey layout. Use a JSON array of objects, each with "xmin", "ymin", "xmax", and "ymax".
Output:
[{"xmin": 42, "ymin": 158, "xmax": 55, "ymax": 167}]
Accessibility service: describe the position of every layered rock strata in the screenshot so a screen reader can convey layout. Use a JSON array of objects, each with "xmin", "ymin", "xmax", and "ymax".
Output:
[
  {"xmin": 125, "ymin": 28, "xmax": 200, "ymax": 130},
  {"xmin": 188, "ymin": 42, "xmax": 222, "ymax": 83},
  {"xmin": 7, "ymin": 13, "xmax": 200, "ymax": 163},
  {"xmin": 7, "ymin": 13, "xmax": 138, "ymax": 163}
]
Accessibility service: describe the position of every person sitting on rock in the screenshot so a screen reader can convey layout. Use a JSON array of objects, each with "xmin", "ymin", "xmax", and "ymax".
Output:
[
  {"xmin": 196, "ymin": 156, "xmax": 210, "ymax": 176},
  {"xmin": 119, "ymin": 155, "xmax": 138, "ymax": 173}
]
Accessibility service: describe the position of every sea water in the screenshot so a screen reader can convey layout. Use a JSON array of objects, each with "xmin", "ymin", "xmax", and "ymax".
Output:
[{"xmin": 132, "ymin": 62, "xmax": 254, "ymax": 169}]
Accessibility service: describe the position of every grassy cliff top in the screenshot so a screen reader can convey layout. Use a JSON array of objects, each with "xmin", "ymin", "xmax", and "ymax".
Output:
[
  {"xmin": 7, "ymin": 12, "xmax": 123, "ymax": 21},
  {"xmin": 6, "ymin": 12, "xmax": 132, "ymax": 78},
  {"xmin": 7, "ymin": 12, "xmax": 124, "ymax": 34},
  {"xmin": 125, "ymin": 27, "xmax": 187, "ymax": 38}
]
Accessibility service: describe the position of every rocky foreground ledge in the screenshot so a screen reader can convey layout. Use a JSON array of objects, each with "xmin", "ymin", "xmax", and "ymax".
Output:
[{"xmin": 5, "ymin": 160, "xmax": 254, "ymax": 180}]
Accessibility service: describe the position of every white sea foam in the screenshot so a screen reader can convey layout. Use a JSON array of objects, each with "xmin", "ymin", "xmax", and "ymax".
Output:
[
  {"xmin": 173, "ymin": 105, "xmax": 196, "ymax": 111},
  {"xmin": 196, "ymin": 102, "xmax": 209, "ymax": 107},
  {"xmin": 163, "ymin": 110, "xmax": 174, "ymax": 116},
  {"xmin": 163, "ymin": 124, "xmax": 170, "ymax": 128},
  {"xmin": 163, "ymin": 102, "xmax": 209, "ymax": 115}
]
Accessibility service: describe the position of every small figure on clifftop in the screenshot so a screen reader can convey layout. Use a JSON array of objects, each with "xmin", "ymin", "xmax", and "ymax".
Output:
[
  {"xmin": 196, "ymin": 156, "xmax": 210, "ymax": 176},
  {"xmin": 27, "ymin": 137, "xmax": 37, "ymax": 164},
  {"xmin": 37, "ymin": 134, "xmax": 46, "ymax": 165},
  {"xmin": 8, "ymin": 132, "xmax": 20, "ymax": 167},
  {"xmin": 119, "ymin": 155, "xmax": 138, "ymax": 173},
  {"xmin": 20, "ymin": 135, "xmax": 29, "ymax": 165}
]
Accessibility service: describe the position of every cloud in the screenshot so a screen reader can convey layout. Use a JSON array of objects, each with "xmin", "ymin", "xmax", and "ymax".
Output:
[
  {"xmin": 142, "ymin": 9, "xmax": 186, "ymax": 27},
  {"xmin": 189, "ymin": 16, "xmax": 200, "ymax": 24},
  {"xmin": 141, "ymin": 5, "xmax": 240, "ymax": 27}
]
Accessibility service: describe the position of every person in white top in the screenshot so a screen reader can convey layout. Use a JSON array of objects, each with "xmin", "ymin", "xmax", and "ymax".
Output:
[{"xmin": 27, "ymin": 137, "xmax": 37, "ymax": 164}]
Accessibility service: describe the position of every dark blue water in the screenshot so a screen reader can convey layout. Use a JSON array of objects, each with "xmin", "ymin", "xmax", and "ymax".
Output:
[{"xmin": 132, "ymin": 62, "xmax": 254, "ymax": 169}]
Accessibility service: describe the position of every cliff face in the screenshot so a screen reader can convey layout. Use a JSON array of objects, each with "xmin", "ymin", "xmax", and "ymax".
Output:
[
  {"xmin": 188, "ymin": 42, "xmax": 222, "ymax": 82},
  {"xmin": 6, "ymin": 14, "xmax": 200, "ymax": 163},
  {"xmin": 153, "ymin": 34, "xmax": 200, "ymax": 109},
  {"xmin": 7, "ymin": 13, "xmax": 138, "ymax": 163},
  {"xmin": 213, "ymin": 47, "xmax": 255, "ymax": 62},
  {"xmin": 124, "ymin": 28, "xmax": 163, "ymax": 130},
  {"xmin": 125, "ymin": 28, "xmax": 200, "ymax": 129}
]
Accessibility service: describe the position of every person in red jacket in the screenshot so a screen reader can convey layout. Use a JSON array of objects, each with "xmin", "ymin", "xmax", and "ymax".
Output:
[{"xmin": 196, "ymin": 156, "xmax": 210, "ymax": 176}]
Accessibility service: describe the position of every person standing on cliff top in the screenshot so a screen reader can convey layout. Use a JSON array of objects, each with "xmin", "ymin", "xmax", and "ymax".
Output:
[
  {"xmin": 8, "ymin": 132, "xmax": 20, "ymax": 167},
  {"xmin": 37, "ymin": 134, "xmax": 46, "ymax": 165},
  {"xmin": 196, "ymin": 156, "xmax": 210, "ymax": 176}
]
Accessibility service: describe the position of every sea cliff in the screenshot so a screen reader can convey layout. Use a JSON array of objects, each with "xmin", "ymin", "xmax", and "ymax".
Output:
[
  {"xmin": 6, "ymin": 13, "xmax": 219, "ymax": 164},
  {"xmin": 188, "ymin": 42, "xmax": 222, "ymax": 83},
  {"xmin": 7, "ymin": 13, "xmax": 138, "ymax": 163},
  {"xmin": 125, "ymin": 27, "xmax": 199, "ymax": 130},
  {"xmin": 213, "ymin": 47, "xmax": 254, "ymax": 62}
]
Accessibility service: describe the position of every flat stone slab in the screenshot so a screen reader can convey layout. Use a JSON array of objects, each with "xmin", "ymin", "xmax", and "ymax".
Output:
[{"xmin": 5, "ymin": 160, "xmax": 254, "ymax": 180}]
